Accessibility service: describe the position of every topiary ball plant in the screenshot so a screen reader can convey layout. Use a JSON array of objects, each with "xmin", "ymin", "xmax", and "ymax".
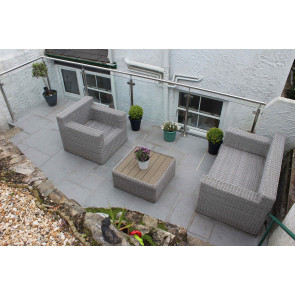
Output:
[
  {"xmin": 206, "ymin": 127, "xmax": 224, "ymax": 144},
  {"xmin": 129, "ymin": 105, "xmax": 143, "ymax": 120}
]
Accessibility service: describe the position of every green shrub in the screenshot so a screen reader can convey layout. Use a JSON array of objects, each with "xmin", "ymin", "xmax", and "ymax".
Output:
[
  {"xmin": 206, "ymin": 127, "xmax": 223, "ymax": 144},
  {"xmin": 129, "ymin": 105, "xmax": 143, "ymax": 120}
]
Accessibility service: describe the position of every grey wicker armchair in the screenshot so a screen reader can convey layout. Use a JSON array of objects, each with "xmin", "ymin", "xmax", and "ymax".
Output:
[
  {"xmin": 57, "ymin": 96, "xmax": 127, "ymax": 164},
  {"xmin": 196, "ymin": 127, "xmax": 285, "ymax": 235}
]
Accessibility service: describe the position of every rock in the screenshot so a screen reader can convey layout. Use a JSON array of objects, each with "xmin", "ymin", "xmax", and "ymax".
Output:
[
  {"xmin": 187, "ymin": 235, "xmax": 211, "ymax": 246},
  {"xmin": 48, "ymin": 189, "xmax": 67, "ymax": 204},
  {"xmin": 84, "ymin": 213, "xmax": 130, "ymax": 246},
  {"xmin": 10, "ymin": 161, "xmax": 36, "ymax": 175},
  {"xmin": 165, "ymin": 222, "xmax": 187, "ymax": 242},
  {"xmin": 151, "ymin": 228, "xmax": 176, "ymax": 246},
  {"xmin": 23, "ymin": 169, "xmax": 47, "ymax": 185},
  {"xmin": 125, "ymin": 211, "xmax": 142, "ymax": 223},
  {"xmin": 60, "ymin": 199, "xmax": 86, "ymax": 232},
  {"xmin": 38, "ymin": 180, "xmax": 55, "ymax": 197},
  {"xmin": 101, "ymin": 217, "xmax": 122, "ymax": 244},
  {"xmin": 96, "ymin": 212, "xmax": 109, "ymax": 218},
  {"xmin": 142, "ymin": 215, "xmax": 158, "ymax": 228},
  {"xmin": 116, "ymin": 212, "xmax": 123, "ymax": 219},
  {"xmin": 136, "ymin": 224, "xmax": 150, "ymax": 235}
]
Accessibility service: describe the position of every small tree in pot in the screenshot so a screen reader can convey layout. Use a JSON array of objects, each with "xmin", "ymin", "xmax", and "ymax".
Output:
[
  {"xmin": 206, "ymin": 127, "xmax": 223, "ymax": 155},
  {"xmin": 32, "ymin": 62, "xmax": 57, "ymax": 106},
  {"xmin": 129, "ymin": 105, "xmax": 143, "ymax": 131}
]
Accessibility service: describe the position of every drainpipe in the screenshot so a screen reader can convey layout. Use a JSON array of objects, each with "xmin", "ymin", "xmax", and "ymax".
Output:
[
  {"xmin": 163, "ymin": 49, "xmax": 169, "ymax": 121},
  {"xmin": 108, "ymin": 49, "xmax": 118, "ymax": 109},
  {"xmin": 169, "ymin": 74, "xmax": 203, "ymax": 87}
]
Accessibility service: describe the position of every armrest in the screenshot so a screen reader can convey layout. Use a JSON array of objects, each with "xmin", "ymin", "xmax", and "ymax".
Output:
[
  {"xmin": 56, "ymin": 96, "xmax": 93, "ymax": 125},
  {"xmin": 63, "ymin": 121, "xmax": 104, "ymax": 148},
  {"xmin": 200, "ymin": 175, "xmax": 264, "ymax": 211},
  {"xmin": 90, "ymin": 104, "xmax": 127, "ymax": 128},
  {"xmin": 223, "ymin": 127, "xmax": 270, "ymax": 156}
]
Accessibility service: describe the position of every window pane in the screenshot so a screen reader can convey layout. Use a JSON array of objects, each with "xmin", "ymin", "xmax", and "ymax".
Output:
[
  {"xmin": 97, "ymin": 76, "xmax": 111, "ymax": 91},
  {"xmin": 61, "ymin": 69, "xmax": 80, "ymax": 94},
  {"xmin": 88, "ymin": 89, "xmax": 100, "ymax": 103},
  {"xmin": 86, "ymin": 74, "xmax": 96, "ymax": 88},
  {"xmin": 178, "ymin": 109, "xmax": 198, "ymax": 128},
  {"xmin": 178, "ymin": 92, "xmax": 200, "ymax": 111},
  {"xmin": 200, "ymin": 97, "xmax": 223, "ymax": 117},
  {"xmin": 100, "ymin": 92, "xmax": 114, "ymax": 108},
  {"xmin": 198, "ymin": 115, "xmax": 219, "ymax": 131}
]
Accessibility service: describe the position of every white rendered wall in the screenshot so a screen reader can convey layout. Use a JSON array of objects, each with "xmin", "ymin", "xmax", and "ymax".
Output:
[
  {"xmin": 256, "ymin": 97, "xmax": 295, "ymax": 151},
  {"xmin": 111, "ymin": 49, "xmax": 295, "ymax": 131},
  {"xmin": 0, "ymin": 49, "xmax": 64, "ymax": 129}
]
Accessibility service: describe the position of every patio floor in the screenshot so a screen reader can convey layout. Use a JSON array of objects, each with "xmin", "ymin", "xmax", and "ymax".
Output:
[{"xmin": 9, "ymin": 97, "xmax": 267, "ymax": 246}]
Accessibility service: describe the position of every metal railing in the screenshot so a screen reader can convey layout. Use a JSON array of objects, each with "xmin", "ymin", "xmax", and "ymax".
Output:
[
  {"xmin": 258, "ymin": 213, "xmax": 295, "ymax": 246},
  {"xmin": 0, "ymin": 55, "xmax": 266, "ymax": 134}
]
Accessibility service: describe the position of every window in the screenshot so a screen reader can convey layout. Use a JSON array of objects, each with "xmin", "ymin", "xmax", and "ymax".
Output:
[
  {"xmin": 84, "ymin": 73, "xmax": 114, "ymax": 108},
  {"xmin": 177, "ymin": 92, "xmax": 223, "ymax": 131},
  {"xmin": 61, "ymin": 69, "xmax": 80, "ymax": 95}
]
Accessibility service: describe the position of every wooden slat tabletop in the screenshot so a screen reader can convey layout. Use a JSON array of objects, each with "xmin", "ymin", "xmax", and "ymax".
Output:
[{"xmin": 115, "ymin": 148, "xmax": 174, "ymax": 185}]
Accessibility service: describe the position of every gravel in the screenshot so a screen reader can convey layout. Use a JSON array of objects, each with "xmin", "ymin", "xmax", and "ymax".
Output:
[{"xmin": 0, "ymin": 183, "xmax": 81, "ymax": 246}]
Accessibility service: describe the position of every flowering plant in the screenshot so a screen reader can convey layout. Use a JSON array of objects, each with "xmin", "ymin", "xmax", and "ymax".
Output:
[
  {"xmin": 161, "ymin": 121, "xmax": 181, "ymax": 132},
  {"xmin": 134, "ymin": 147, "xmax": 151, "ymax": 162}
]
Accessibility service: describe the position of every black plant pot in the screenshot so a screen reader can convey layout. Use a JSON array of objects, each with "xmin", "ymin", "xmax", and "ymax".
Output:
[
  {"xmin": 129, "ymin": 117, "xmax": 142, "ymax": 131},
  {"xmin": 43, "ymin": 90, "xmax": 57, "ymax": 106},
  {"xmin": 208, "ymin": 141, "xmax": 222, "ymax": 155}
]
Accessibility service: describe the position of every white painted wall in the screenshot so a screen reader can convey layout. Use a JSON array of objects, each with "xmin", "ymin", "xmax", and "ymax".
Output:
[
  {"xmin": 256, "ymin": 97, "xmax": 295, "ymax": 151},
  {"xmin": 111, "ymin": 49, "xmax": 295, "ymax": 131},
  {"xmin": 0, "ymin": 49, "xmax": 64, "ymax": 130}
]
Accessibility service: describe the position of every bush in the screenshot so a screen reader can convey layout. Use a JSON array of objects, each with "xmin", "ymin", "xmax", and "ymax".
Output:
[
  {"xmin": 206, "ymin": 127, "xmax": 223, "ymax": 144},
  {"xmin": 129, "ymin": 105, "xmax": 143, "ymax": 120}
]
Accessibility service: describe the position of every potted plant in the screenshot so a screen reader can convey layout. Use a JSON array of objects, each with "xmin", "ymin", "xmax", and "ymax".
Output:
[
  {"xmin": 161, "ymin": 121, "xmax": 180, "ymax": 142},
  {"xmin": 32, "ymin": 62, "xmax": 57, "ymax": 106},
  {"xmin": 206, "ymin": 127, "xmax": 224, "ymax": 155},
  {"xmin": 134, "ymin": 147, "xmax": 151, "ymax": 170},
  {"xmin": 129, "ymin": 105, "xmax": 143, "ymax": 131}
]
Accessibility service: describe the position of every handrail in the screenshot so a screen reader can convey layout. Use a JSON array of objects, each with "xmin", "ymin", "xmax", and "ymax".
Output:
[{"xmin": 258, "ymin": 213, "xmax": 295, "ymax": 246}]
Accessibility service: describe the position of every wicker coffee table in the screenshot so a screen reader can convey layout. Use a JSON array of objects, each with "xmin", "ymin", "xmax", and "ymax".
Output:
[{"xmin": 112, "ymin": 147, "xmax": 176, "ymax": 203}]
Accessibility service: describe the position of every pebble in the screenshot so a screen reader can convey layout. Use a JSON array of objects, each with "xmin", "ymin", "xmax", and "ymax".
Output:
[{"xmin": 0, "ymin": 183, "xmax": 81, "ymax": 246}]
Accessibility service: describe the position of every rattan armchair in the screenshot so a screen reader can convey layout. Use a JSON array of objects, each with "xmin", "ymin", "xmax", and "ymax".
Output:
[{"xmin": 57, "ymin": 96, "xmax": 127, "ymax": 164}]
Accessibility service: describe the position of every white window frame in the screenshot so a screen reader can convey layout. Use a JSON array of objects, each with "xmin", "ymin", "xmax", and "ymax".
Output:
[
  {"xmin": 176, "ymin": 91, "xmax": 227, "ymax": 135},
  {"xmin": 56, "ymin": 64, "xmax": 116, "ymax": 108}
]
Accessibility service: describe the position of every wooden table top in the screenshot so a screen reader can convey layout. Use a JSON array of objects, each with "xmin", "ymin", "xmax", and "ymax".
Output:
[{"xmin": 114, "ymin": 148, "xmax": 174, "ymax": 185}]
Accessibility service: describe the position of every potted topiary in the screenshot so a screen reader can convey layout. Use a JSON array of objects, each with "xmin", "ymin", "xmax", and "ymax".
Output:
[
  {"xmin": 129, "ymin": 105, "xmax": 143, "ymax": 131},
  {"xmin": 161, "ymin": 121, "xmax": 180, "ymax": 142},
  {"xmin": 32, "ymin": 62, "xmax": 57, "ymax": 106},
  {"xmin": 206, "ymin": 127, "xmax": 224, "ymax": 155}
]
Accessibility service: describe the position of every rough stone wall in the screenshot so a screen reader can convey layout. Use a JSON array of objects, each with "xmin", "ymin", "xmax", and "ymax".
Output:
[
  {"xmin": 256, "ymin": 97, "xmax": 295, "ymax": 152},
  {"xmin": 268, "ymin": 204, "xmax": 295, "ymax": 246},
  {"xmin": 0, "ymin": 50, "xmax": 64, "ymax": 129}
]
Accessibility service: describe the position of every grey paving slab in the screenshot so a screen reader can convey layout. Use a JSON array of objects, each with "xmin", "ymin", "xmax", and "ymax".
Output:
[
  {"xmin": 92, "ymin": 165, "xmax": 113, "ymax": 181},
  {"xmin": 209, "ymin": 221, "xmax": 258, "ymax": 246},
  {"xmin": 197, "ymin": 152, "xmax": 217, "ymax": 173},
  {"xmin": 104, "ymin": 145, "xmax": 132, "ymax": 169},
  {"xmin": 16, "ymin": 143, "xmax": 30, "ymax": 153},
  {"xmin": 174, "ymin": 134, "xmax": 207, "ymax": 156},
  {"xmin": 14, "ymin": 114, "xmax": 52, "ymax": 135},
  {"xmin": 9, "ymin": 131, "xmax": 30, "ymax": 145},
  {"xmin": 40, "ymin": 149, "xmax": 85, "ymax": 186},
  {"xmin": 168, "ymin": 166, "xmax": 204, "ymax": 196},
  {"xmin": 79, "ymin": 174, "xmax": 105, "ymax": 191},
  {"xmin": 56, "ymin": 179, "xmax": 92, "ymax": 208},
  {"xmin": 31, "ymin": 99, "xmax": 68, "ymax": 117},
  {"xmin": 22, "ymin": 147, "xmax": 50, "ymax": 167},
  {"xmin": 167, "ymin": 193, "xmax": 196, "ymax": 228},
  {"xmin": 188, "ymin": 213, "xmax": 215, "ymax": 240},
  {"xmin": 22, "ymin": 123, "xmax": 63, "ymax": 156},
  {"xmin": 44, "ymin": 100, "xmax": 75, "ymax": 121},
  {"xmin": 67, "ymin": 160, "xmax": 98, "ymax": 184}
]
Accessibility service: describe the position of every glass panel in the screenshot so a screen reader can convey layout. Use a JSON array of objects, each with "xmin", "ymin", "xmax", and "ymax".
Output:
[
  {"xmin": 86, "ymin": 74, "xmax": 97, "ymax": 88},
  {"xmin": 88, "ymin": 89, "xmax": 100, "ymax": 103},
  {"xmin": 100, "ymin": 92, "xmax": 114, "ymax": 108},
  {"xmin": 61, "ymin": 69, "xmax": 80, "ymax": 94},
  {"xmin": 200, "ymin": 97, "xmax": 223, "ymax": 117},
  {"xmin": 198, "ymin": 115, "xmax": 219, "ymax": 131},
  {"xmin": 97, "ymin": 76, "xmax": 111, "ymax": 91},
  {"xmin": 178, "ymin": 92, "xmax": 200, "ymax": 111},
  {"xmin": 178, "ymin": 109, "xmax": 198, "ymax": 128}
]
